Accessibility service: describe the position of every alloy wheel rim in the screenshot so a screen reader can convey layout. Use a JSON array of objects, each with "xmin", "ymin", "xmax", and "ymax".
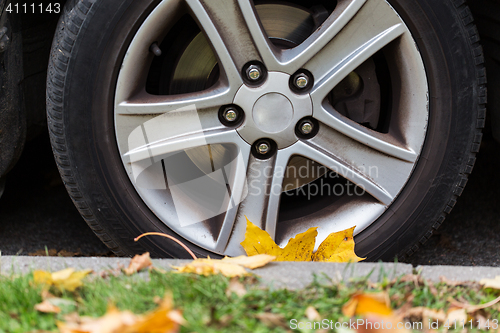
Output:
[{"xmin": 114, "ymin": 0, "xmax": 428, "ymax": 256}]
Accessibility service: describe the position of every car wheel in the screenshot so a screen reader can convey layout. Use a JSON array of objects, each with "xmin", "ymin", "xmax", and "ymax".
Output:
[{"xmin": 47, "ymin": 0, "xmax": 485, "ymax": 259}]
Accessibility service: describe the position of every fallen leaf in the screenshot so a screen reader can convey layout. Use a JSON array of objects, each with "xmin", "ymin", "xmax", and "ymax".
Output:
[
  {"xmin": 446, "ymin": 307, "xmax": 467, "ymax": 324},
  {"xmin": 220, "ymin": 254, "xmax": 276, "ymax": 269},
  {"xmin": 41, "ymin": 290, "xmax": 56, "ymax": 300},
  {"xmin": 406, "ymin": 307, "xmax": 446, "ymax": 323},
  {"xmin": 240, "ymin": 218, "xmax": 317, "ymax": 261},
  {"xmin": 58, "ymin": 306, "xmax": 137, "ymax": 333},
  {"xmin": 480, "ymin": 276, "xmax": 500, "ymax": 290},
  {"xmin": 33, "ymin": 268, "xmax": 92, "ymax": 292},
  {"xmin": 58, "ymin": 295, "xmax": 182, "ymax": 333},
  {"xmin": 126, "ymin": 296, "xmax": 185, "ymax": 333},
  {"xmin": 57, "ymin": 250, "xmax": 81, "ymax": 257},
  {"xmin": 475, "ymin": 312, "xmax": 488, "ymax": 330},
  {"xmin": 342, "ymin": 293, "xmax": 392, "ymax": 317},
  {"xmin": 440, "ymin": 276, "xmax": 469, "ymax": 287},
  {"xmin": 29, "ymin": 249, "xmax": 58, "ymax": 256},
  {"xmin": 448, "ymin": 295, "xmax": 500, "ymax": 312},
  {"xmin": 240, "ymin": 218, "xmax": 364, "ymax": 262},
  {"xmin": 172, "ymin": 258, "xmax": 249, "ymax": 277},
  {"xmin": 226, "ymin": 278, "xmax": 247, "ymax": 297},
  {"xmin": 255, "ymin": 313, "xmax": 287, "ymax": 328},
  {"xmin": 305, "ymin": 306, "xmax": 321, "ymax": 321},
  {"xmin": 356, "ymin": 315, "xmax": 410, "ymax": 333},
  {"xmin": 311, "ymin": 226, "xmax": 365, "ymax": 262},
  {"xmin": 124, "ymin": 252, "xmax": 153, "ymax": 275},
  {"xmin": 34, "ymin": 300, "xmax": 61, "ymax": 313}
]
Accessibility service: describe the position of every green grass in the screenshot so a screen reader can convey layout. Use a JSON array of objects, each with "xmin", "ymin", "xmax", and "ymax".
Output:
[{"xmin": 0, "ymin": 269, "xmax": 499, "ymax": 332}]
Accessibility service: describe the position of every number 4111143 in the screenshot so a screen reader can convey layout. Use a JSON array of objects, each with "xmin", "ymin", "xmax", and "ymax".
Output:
[
  {"xmin": 6, "ymin": 3, "xmax": 61, "ymax": 14},
  {"xmin": 440, "ymin": 319, "xmax": 499, "ymax": 330}
]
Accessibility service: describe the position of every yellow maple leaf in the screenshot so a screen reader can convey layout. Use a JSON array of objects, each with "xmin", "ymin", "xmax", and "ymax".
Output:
[
  {"xmin": 312, "ymin": 226, "xmax": 365, "ymax": 262},
  {"xmin": 240, "ymin": 218, "xmax": 317, "ymax": 261},
  {"xmin": 240, "ymin": 218, "xmax": 364, "ymax": 262},
  {"xmin": 33, "ymin": 268, "xmax": 92, "ymax": 292},
  {"xmin": 239, "ymin": 219, "xmax": 282, "ymax": 257}
]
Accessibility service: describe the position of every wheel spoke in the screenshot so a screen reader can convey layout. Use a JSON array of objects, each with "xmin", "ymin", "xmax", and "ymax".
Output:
[
  {"xmin": 294, "ymin": 124, "xmax": 418, "ymax": 205},
  {"xmin": 116, "ymin": 84, "xmax": 232, "ymax": 115},
  {"xmin": 306, "ymin": 0, "xmax": 405, "ymax": 99},
  {"xmin": 216, "ymin": 150, "xmax": 291, "ymax": 254},
  {"xmin": 213, "ymin": 144, "xmax": 252, "ymax": 253},
  {"xmin": 123, "ymin": 107, "xmax": 244, "ymax": 163},
  {"xmin": 186, "ymin": 0, "xmax": 279, "ymax": 78},
  {"xmin": 279, "ymin": 0, "xmax": 367, "ymax": 73},
  {"xmin": 313, "ymin": 104, "xmax": 417, "ymax": 162}
]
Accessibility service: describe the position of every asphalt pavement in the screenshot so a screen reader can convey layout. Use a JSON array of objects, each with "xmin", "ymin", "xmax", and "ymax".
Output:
[{"xmin": 0, "ymin": 130, "xmax": 499, "ymax": 266}]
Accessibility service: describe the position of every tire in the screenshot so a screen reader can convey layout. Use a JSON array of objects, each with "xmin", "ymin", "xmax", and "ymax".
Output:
[
  {"xmin": 47, "ymin": 0, "xmax": 485, "ymax": 259},
  {"xmin": 468, "ymin": 0, "xmax": 500, "ymax": 142}
]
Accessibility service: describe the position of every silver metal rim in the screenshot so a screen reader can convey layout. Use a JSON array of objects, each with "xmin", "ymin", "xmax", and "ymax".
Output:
[{"xmin": 114, "ymin": 0, "xmax": 428, "ymax": 256}]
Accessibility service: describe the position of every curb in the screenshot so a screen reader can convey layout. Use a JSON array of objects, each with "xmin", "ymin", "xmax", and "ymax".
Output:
[{"xmin": 1, "ymin": 256, "xmax": 499, "ymax": 289}]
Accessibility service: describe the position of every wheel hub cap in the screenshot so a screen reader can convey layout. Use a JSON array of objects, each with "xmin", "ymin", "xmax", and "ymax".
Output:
[
  {"xmin": 252, "ymin": 93, "xmax": 293, "ymax": 133},
  {"xmin": 235, "ymin": 72, "xmax": 312, "ymax": 148}
]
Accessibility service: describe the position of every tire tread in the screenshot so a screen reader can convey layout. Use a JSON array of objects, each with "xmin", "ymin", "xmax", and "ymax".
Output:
[
  {"xmin": 46, "ymin": 0, "xmax": 128, "ymax": 257},
  {"xmin": 399, "ymin": 0, "xmax": 486, "ymax": 260}
]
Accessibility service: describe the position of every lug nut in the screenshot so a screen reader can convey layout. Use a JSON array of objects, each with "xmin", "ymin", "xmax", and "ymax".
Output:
[
  {"xmin": 300, "ymin": 122, "xmax": 314, "ymax": 135},
  {"xmin": 294, "ymin": 74, "xmax": 309, "ymax": 89},
  {"xmin": 246, "ymin": 65, "xmax": 262, "ymax": 81},
  {"xmin": 223, "ymin": 109, "xmax": 237, "ymax": 122},
  {"xmin": 257, "ymin": 142, "xmax": 270, "ymax": 155}
]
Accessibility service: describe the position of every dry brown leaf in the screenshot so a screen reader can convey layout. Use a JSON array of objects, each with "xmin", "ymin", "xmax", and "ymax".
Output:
[
  {"xmin": 33, "ymin": 268, "xmax": 92, "ymax": 292},
  {"xmin": 34, "ymin": 300, "xmax": 61, "ymax": 314},
  {"xmin": 63, "ymin": 312, "xmax": 80, "ymax": 324},
  {"xmin": 58, "ymin": 306, "xmax": 137, "ymax": 333},
  {"xmin": 440, "ymin": 276, "xmax": 469, "ymax": 287},
  {"xmin": 448, "ymin": 295, "xmax": 500, "ymax": 312},
  {"xmin": 226, "ymin": 278, "xmax": 247, "ymax": 297},
  {"xmin": 41, "ymin": 290, "xmax": 56, "ymax": 300},
  {"xmin": 57, "ymin": 250, "xmax": 81, "ymax": 257},
  {"xmin": 342, "ymin": 292, "xmax": 392, "ymax": 317},
  {"xmin": 255, "ymin": 313, "xmax": 287, "ymax": 328},
  {"xmin": 406, "ymin": 307, "xmax": 446, "ymax": 323},
  {"xmin": 480, "ymin": 276, "xmax": 500, "ymax": 290},
  {"xmin": 220, "ymin": 254, "xmax": 276, "ymax": 269},
  {"xmin": 29, "ymin": 249, "xmax": 58, "ymax": 256},
  {"xmin": 305, "ymin": 306, "xmax": 321, "ymax": 321},
  {"xmin": 475, "ymin": 312, "xmax": 488, "ymax": 330},
  {"xmin": 124, "ymin": 252, "xmax": 153, "ymax": 275},
  {"xmin": 446, "ymin": 307, "xmax": 467, "ymax": 325},
  {"xmin": 57, "ymin": 295, "xmax": 182, "ymax": 333}
]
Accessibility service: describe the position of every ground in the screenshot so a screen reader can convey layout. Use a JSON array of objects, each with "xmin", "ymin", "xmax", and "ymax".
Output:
[{"xmin": 0, "ymin": 130, "xmax": 499, "ymax": 265}]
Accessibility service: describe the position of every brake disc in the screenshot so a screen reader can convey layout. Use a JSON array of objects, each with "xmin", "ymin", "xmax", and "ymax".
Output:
[{"xmin": 172, "ymin": 3, "xmax": 326, "ymax": 190}]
